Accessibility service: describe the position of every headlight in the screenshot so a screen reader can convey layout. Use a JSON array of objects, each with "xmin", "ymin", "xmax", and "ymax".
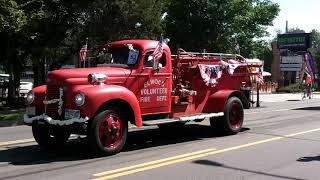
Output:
[
  {"xmin": 26, "ymin": 91, "xmax": 35, "ymax": 105},
  {"xmin": 75, "ymin": 93, "xmax": 85, "ymax": 107},
  {"xmin": 88, "ymin": 73, "xmax": 107, "ymax": 84}
]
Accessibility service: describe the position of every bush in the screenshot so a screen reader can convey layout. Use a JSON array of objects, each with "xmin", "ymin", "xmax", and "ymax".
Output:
[
  {"xmin": 277, "ymin": 83, "xmax": 304, "ymax": 93},
  {"xmin": 0, "ymin": 97, "xmax": 25, "ymax": 110}
]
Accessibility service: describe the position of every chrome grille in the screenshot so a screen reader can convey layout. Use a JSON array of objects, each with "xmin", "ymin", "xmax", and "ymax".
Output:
[
  {"xmin": 47, "ymin": 85, "xmax": 60, "ymax": 99},
  {"xmin": 45, "ymin": 85, "xmax": 61, "ymax": 119}
]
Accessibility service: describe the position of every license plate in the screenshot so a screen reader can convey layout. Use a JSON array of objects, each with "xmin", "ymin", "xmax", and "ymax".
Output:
[
  {"xmin": 64, "ymin": 109, "xmax": 80, "ymax": 119},
  {"xmin": 26, "ymin": 107, "xmax": 36, "ymax": 116}
]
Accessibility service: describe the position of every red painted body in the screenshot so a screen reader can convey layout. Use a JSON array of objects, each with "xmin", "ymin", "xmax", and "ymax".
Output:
[{"xmin": 29, "ymin": 40, "xmax": 252, "ymax": 128}]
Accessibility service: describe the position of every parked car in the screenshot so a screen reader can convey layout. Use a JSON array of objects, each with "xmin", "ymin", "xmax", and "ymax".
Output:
[
  {"xmin": 19, "ymin": 82, "xmax": 33, "ymax": 97},
  {"xmin": 0, "ymin": 74, "xmax": 9, "ymax": 99},
  {"xmin": 0, "ymin": 74, "xmax": 33, "ymax": 98}
]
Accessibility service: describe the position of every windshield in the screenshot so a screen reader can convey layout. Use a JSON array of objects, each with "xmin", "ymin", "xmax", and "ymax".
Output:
[{"xmin": 95, "ymin": 46, "xmax": 140, "ymax": 67}]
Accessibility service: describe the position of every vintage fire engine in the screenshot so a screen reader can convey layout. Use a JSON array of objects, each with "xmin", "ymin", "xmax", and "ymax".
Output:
[{"xmin": 24, "ymin": 40, "xmax": 252, "ymax": 155}]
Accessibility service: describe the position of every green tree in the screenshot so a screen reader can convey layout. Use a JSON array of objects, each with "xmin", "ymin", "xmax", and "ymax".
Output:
[
  {"xmin": 84, "ymin": 0, "xmax": 168, "ymax": 49},
  {"xmin": 26, "ymin": 0, "xmax": 92, "ymax": 86},
  {"xmin": 165, "ymin": 0, "xmax": 280, "ymax": 57},
  {"xmin": 253, "ymin": 41, "xmax": 273, "ymax": 80},
  {"xmin": 311, "ymin": 29, "xmax": 320, "ymax": 49},
  {"xmin": 288, "ymin": 28, "xmax": 305, "ymax": 34},
  {"xmin": 0, "ymin": 0, "xmax": 31, "ymax": 106},
  {"xmin": 309, "ymin": 29, "xmax": 320, "ymax": 81}
]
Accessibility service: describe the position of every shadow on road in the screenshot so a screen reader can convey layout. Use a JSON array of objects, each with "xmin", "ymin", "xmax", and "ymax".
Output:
[
  {"xmin": 297, "ymin": 155, "xmax": 320, "ymax": 162},
  {"xmin": 292, "ymin": 106, "xmax": 320, "ymax": 111},
  {"xmin": 0, "ymin": 124, "xmax": 250, "ymax": 167},
  {"xmin": 193, "ymin": 159, "xmax": 306, "ymax": 180}
]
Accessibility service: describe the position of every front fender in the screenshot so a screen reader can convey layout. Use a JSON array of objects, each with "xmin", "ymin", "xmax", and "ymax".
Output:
[
  {"xmin": 204, "ymin": 90, "xmax": 247, "ymax": 113},
  {"xmin": 31, "ymin": 85, "xmax": 46, "ymax": 114},
  {"xmin": 79, "ymin": 85, "xmax": 142, "ymax": 127}
]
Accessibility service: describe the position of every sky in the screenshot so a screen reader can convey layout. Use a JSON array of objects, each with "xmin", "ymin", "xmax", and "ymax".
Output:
[{"xmin": 267, "ymin": 0, "xmax": 320, "ymax": 38}]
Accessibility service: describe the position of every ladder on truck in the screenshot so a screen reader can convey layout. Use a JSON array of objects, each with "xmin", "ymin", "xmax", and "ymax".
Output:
[{"xmin": 171, "ymin": 49, "xmax": 247, "ymax": 63}]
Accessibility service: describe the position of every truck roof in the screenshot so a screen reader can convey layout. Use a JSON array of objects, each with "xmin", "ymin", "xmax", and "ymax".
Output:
[{"xmin": 106, "ymin": 39, "xmax": 170, "ymax": 52}]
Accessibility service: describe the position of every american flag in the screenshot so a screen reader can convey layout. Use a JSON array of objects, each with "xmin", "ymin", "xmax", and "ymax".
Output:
[
  {"xmin": 79, "ymin": 44, "xmax": 87, "ymax": 61},
  {"xmin": 257, "ymin": 68, "xmax": 264, "ymax": 84},
  {"xmin": 227, "ymin": 59, "xmax": 242, "ymax": 75},
  {"xmin": 151, "ymin": 36, "xmax": 164, "ymax": 61}
]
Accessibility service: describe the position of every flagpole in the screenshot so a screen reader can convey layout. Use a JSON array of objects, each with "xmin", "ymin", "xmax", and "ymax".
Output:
[
  {"xmin": 84, "ymin": 37, "xmax": 88, "ymax": 68},
  {"xmin": 78, "ymin": 50, "xmax": 80, "ymax": 68}
]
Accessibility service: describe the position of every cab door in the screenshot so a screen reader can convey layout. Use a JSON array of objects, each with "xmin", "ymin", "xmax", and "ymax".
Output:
[{"xmin": 138, "ymin": 50, "xmax": 172, "ymax": 115}]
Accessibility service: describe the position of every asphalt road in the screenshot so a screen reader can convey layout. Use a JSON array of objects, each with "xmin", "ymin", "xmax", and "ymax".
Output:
[{"xmin": 0, "ymin": 98, "xmax": 320, "ymax": 180}]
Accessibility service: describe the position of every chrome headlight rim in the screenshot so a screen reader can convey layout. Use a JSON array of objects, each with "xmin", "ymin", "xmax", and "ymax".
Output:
[
  {"xmin": 26, "ymin": 91, "xmax": 35, "ymax": 105},
  {"xmin": 88, "ymin": 73, "xmax": 108, "ymax": 84},
  {"xmin": 75, "ymin": 92, "xmax": 85, "ymax": 107}
]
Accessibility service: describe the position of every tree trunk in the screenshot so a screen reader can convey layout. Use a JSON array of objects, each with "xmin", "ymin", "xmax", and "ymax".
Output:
[
  {"xmin": 7, "ymin": 63, "xmax": 21, "ymax": 107},
  {"xmin": 33, "ymin": 59, "xmax": 40, "ymax": 87},
  {"xmin": 33, "ymin": 59, "xmax": 46, "ymax": 87}
]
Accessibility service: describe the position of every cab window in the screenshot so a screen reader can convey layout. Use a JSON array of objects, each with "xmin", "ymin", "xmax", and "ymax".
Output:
[
  {"xmin": 96, "ymin": 46, "xmax": 140, "ymax": 67},
  {"xmin": 144, "ymin": 52, "xmax": 166, "ymax": 68}
]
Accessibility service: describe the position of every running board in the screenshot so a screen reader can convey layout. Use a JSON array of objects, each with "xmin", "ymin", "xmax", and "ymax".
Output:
[{"xmin": 142, "ymin": 112, "xmax": 224, "ymax": 126}]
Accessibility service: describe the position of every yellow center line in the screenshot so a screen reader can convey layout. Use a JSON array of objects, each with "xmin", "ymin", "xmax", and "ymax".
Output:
[
  {"xmin": 93, "ymin": 127, "xmax": 320, "ymax": 180},
  {"xmin": 0, "ymin": 135, "xmax": 79, "ymax": 147},
  {"xmin": 94, "ymin": 148, "xmax": 216, "ymax": 176},
  {"xmin": 285, "ymin": 127, "xmax": 320, "ymax": 137},
  {"xmin": 0, "ymin": 138, "xmax": 35, "ymax": 147}
]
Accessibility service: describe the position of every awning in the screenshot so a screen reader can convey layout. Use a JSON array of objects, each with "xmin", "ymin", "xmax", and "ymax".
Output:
[{"xmin": 262, "ymin": 71, "xmax": 271, "ymax": 76}]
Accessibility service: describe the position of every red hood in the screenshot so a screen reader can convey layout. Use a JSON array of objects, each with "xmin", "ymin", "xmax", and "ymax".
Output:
[{"xmin": 48, "ymin": 67, "xmax": 131, "ymax": 86}]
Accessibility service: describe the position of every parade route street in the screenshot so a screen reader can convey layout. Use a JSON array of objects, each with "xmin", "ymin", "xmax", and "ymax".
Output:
[{"xmin": 0, "ymin": 97, "xmax": 320, "ymax": 180}]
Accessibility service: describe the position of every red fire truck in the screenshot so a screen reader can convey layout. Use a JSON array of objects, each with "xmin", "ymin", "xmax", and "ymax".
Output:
[{"xmin": 24, "ymin": 40, "xmax": 252, "ymax": 155}]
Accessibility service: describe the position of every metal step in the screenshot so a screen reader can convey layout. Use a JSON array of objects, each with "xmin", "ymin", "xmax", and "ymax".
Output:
[
  {"xmin": 143, "ymin": 118, "xmax": 181, "ymax": 126},
  {"xmin": 142, "ymin": 112, "xmax": 224, "ymax": 126}
]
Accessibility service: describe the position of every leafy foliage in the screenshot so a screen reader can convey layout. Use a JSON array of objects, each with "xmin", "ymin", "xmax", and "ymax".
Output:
[
  {"xmin": 309, "ymin": 29, "xmax": 320, "ymax": 81},
  {"xmin": 0, "ymin": 0, "xmax": 27, "ymax": 32},
  {"xmin": 165, "ymin": 0, "xmax": 280, "ymax": 57},
  {"xmin": 84, "ymin": 0, "xmax": 167, "ymax": 48},
  {"xmin": 277, "ymin": 83, "xmax": 304, "ymax": 93},
  {"xmin": 0, "ymin": 0, "xmax": 281, "ymax": 106}
]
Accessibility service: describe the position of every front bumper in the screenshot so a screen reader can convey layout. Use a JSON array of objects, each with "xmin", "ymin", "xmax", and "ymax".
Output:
[{"xmin": 24, "ymin": 114, "xmax": 89, "ymax": 126}]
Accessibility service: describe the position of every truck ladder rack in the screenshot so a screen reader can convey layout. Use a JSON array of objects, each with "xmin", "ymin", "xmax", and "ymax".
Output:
[{"xmin": 171, "ymin": 51, "xmax": 246, "ymax": 63}]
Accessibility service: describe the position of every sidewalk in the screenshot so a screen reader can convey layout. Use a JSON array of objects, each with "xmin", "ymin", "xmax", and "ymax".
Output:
[{"xmin": 257, "ymin": 93, "xmax": 320, "ymax": 103}]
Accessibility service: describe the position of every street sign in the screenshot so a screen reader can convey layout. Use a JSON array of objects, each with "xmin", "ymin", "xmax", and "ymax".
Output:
[
  {"xmin": 277, "ymin": 33, "xmax": 311, "ymax": 50},
  {"xmin": 280, "ymin": 64, "xmax": 302, "ymax": 68},
  {"xmin": 280, "ymin": 67, "xmax": 301, "ymax": 72},
  {"xmin": 281, "ymin": 56, "xmax": 303, "ymax": 64}
]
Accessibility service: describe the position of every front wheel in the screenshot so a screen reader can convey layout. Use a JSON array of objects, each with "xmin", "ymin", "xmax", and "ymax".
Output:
[
  {"xmin": 210, "ymin": 97, "xmax": 244, "ymax": 135},
  {"xmin": 32, "ymin": 126, "xmax": 71, "ymax": 149},
  {"xmin": 89, "ymin": 109, "xmax": 128, "ymax": 156}
]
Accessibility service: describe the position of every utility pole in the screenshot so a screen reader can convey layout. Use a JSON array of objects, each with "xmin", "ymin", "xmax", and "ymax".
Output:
[{"xmin": 256, "ymin": 82, "xmax": 260, "ymax": 107}]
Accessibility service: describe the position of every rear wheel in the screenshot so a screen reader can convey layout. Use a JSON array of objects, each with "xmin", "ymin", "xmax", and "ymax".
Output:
[
  {"xmin": 89, "ymin": 108, "xmax": 128, "ymax": 156},
  {"xmin": 32, "ymin": 126, "xmax": 71, "ymax": 149},
  {"xmin": 210, "ymin": 97, "xmax": 244, "ymax": 135}
]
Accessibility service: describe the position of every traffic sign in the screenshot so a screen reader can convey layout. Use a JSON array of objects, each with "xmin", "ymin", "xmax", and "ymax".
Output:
[
  {"xmin": 280, "ymin": 67, "xmax": 301, "ymax": 72},
  {"xmin": 280, "ymin": 64, "xmax": 302, "ymax": 68},
  {"xmin": 281, "ymin": 56, "xmax": 303, "ymax": 64}
]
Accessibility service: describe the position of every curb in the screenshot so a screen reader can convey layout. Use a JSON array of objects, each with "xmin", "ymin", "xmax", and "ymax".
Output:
[{"xmin": 0, "ymin": 119, "xmax": 24, "ymax": 128}]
